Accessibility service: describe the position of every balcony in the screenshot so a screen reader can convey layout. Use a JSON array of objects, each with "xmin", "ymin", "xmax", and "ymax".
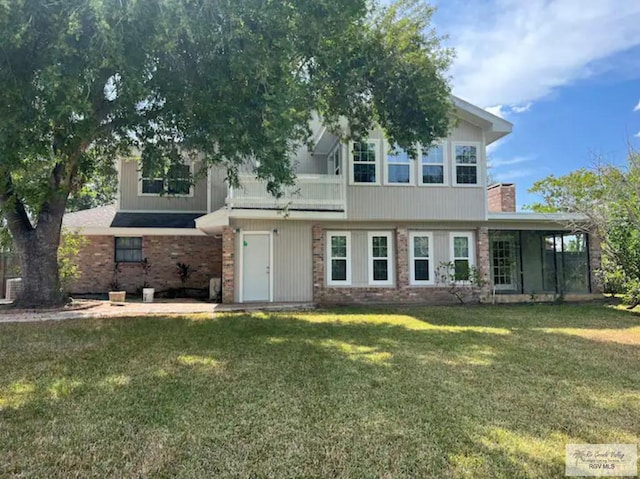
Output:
[{"xmin": 226, "ymin": 173, "xmax": 345, "ymax": 212}]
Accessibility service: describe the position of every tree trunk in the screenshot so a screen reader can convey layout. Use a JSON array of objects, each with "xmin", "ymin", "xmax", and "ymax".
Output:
[{"xmin": 14, "ymin": 228, "xmax": 65, "ymax": 308}]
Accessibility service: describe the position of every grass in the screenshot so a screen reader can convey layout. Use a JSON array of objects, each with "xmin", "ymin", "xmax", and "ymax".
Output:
[{"xmin": 1, "ymin": 303, "xmax": 639, "ymax": 478}]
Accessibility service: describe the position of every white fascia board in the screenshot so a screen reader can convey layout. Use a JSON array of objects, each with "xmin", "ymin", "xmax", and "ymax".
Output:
[
  {"xmin": 228, "ymin": 209, "xmax": 347, "ymax": 221},
  {"xmin": 487, "ymin": 212, "xmax": 588, "ymax": 222},
  {"xmin": 452, "ymin": 95, "xmax": 513, "ymax": 144},
  {"xmin": 65, "ymin": 227, "xmax": 207, "ymax": 236},
  {"xmin": 194, "ymin": 208, "xmax": 230, "ymax": 229}
]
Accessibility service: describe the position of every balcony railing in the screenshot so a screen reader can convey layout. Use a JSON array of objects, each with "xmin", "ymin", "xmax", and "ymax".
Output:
[{"xmin": 227, "ymin": 174, "xmax": 345, "ymax": 211}]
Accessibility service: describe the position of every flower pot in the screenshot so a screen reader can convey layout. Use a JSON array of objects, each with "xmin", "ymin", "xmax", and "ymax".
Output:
[
  {"xmin": 109, "ymin": 291, "xmax": 126, "ymax": 304},
  {"xmin": 142, "ymin": 288, "xmax": 155, "ymax": 303}
]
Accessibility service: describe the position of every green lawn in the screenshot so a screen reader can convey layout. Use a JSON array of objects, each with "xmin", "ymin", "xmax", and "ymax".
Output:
[{"xmin": 1, "ymin": 304, "xmax": 639, "ymax": 478}]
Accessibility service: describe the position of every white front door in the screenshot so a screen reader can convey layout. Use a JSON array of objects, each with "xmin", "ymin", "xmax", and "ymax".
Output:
[{"xmin": 241, "ymin": 233, "xmax": 271, "ymax": 302}]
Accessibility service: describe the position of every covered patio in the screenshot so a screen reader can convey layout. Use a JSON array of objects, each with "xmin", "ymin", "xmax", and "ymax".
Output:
[{"xmin": 488, "ymin": 229, "xmax": 593, "ymax": 296}]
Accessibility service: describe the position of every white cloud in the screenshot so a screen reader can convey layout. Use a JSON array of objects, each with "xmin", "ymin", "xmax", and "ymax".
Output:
[
  {"xmin": 634, "ymin": 131, "xmax": 640, "ymax": 138},
  {"xmin": 488, "ymin": 156, "xmax": 534, "ymax": 168},
  {"xmin": 494, "ymin": 168, "xmax": 536, "ymax": 182},
  {"xmin": 511, "ymin": 102, "xmax": 532, "ymax": 113},
  {"xmin": 634, "ymin": 99, "xmax": 640, "ymax": 112},
  {"xmin": 485, "ymin": 103, "xmax": 533, "ymax": 120},
  {"xmin": 445, "ymin": 1, "xmax": 640, "ymax": 106},
  {"xmin": 485, "ymin": 105, "xmax": 508, "ymax": 119}
]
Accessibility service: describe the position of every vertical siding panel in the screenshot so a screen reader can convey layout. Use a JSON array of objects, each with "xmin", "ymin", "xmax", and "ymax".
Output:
[
  {"xmin": 120, "ymin": 159, "xmax": 208, "ymax": 212},
  {"xmin": 347, "ymin": 188, "xmax": 485, "ymax": 221},
  {"xmin": 433, "ymin": 231, "xmax": 451, "ymax": 278},
  {"xmin": 294, "ymin": 142, "xmax": 327, "ymax": 174},
  {"xmin": 233, "ymin": 219, "xmax": 313, "ymax": 302},
  {"xmin": 209, "ymin": 167, "xmax": 228, "ymax": 212},
  {"xmin": 346, "ymin": 119, "xmax": 487, "ymax": 221},
  {"xmin": 351, "ymin": 231, "xmax": 368, "ymax": 286}
]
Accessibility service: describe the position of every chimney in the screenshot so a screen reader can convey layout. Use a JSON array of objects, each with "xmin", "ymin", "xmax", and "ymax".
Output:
[{"xmin": 488, "ymin": 183, "xmax": 516, "ymax": 212}]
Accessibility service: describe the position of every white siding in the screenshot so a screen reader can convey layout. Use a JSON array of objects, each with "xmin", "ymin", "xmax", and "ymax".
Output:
[
  {"xmin": 209, "ymin": 167, "xmax": 227, "ymax": 212},
  {"xmin": 345, "ymin": 119, "xmax": 487, "ymax": 221},
  {"xmin": 293, "ymin": 143, "xmax": 327, "ymax": 174},
  {"xmin": 120, "ymin": 159, "xmax": 208, "ymax": 212},
  {"xmin": 232, "ymin": 219, "xmax": 314, "ymax": 302}
]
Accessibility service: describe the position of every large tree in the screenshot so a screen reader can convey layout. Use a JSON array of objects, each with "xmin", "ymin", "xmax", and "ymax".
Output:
[
  {"xmin": 526, "ymin": 152, "xmax": 640, "ymax": 305},
  {"xmin": 0, "ymin": 0, "xmax": 453, "ymax": 307}
]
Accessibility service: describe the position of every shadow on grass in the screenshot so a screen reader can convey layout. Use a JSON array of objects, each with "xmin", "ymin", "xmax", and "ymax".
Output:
[
  {"xmin": 0, "ymin": 304, "xmax": 639, "ymax": 478},
  {"xmin": 311, "ymin": 302, "xmax": 640, "ymax": 329}
]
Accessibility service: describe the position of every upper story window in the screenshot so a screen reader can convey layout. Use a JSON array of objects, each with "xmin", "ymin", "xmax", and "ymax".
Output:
[
  {"xmin": 420, "ymin": 143, "xmax": 446, "ymax": 185},
  {"xmin": 385, "ymin": 145, "xmax": 414, "ymax": 185},
  {"xmin": 140, "ymin": 161, "xmax": 193, "ymax": 196},
  {"xmin": 453, "ymin": 143, "xmax": 479, "ymax": 185},
  {"xmin": 349, "ymin": 140, "xmax": 380, "ymax": 185}
]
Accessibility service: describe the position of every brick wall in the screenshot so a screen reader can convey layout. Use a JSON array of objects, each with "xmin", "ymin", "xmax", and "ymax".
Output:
[
  {"xmin": 311, "ymin": 224, "xmax": 482, "ymax": 305},
  {"xmin": 476, "ymin": 227, "xmax": 491, "ymax": 299},
  {"xmin": 221, "ymin": 226, "xmax": 235, "ymax": 303},
  {"xmin": 69, "ymin": 235, "xmax": 222, "ymax": 295},
  {"xmin": 488, "ymin": 183, "xmax": 516, "ymax": 212}
]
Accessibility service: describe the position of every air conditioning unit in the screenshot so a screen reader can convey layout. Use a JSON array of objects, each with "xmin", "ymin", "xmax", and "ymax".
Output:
[{"xmin": 5, "ymin": 278, "xmax": 23, "ymax": 301}]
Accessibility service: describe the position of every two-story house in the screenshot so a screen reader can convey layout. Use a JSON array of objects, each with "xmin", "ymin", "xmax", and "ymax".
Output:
[{"xmin": 63, "ymin": 96, "xmax": 602, "ymax": 303}]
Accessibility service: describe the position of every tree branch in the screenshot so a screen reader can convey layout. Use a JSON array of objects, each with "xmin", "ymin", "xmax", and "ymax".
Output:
[{"xmin": 0, "ymin": 167, "xmax": 34, "ymax": 238}]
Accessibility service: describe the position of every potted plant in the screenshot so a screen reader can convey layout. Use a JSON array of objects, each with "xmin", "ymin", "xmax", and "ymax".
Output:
[
  {"xmin": 140, "ymin": 258, "xmax": 154, "ymax": 303},
  {"xmin": 108, "ymin": 262, "xmax": 126, "ymax": 304}
]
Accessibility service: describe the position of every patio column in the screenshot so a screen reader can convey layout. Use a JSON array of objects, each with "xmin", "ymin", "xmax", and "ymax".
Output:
[
  {"xmin": 476, "ymin": 227, "xmax": 491, "ymax": 299},
  {"xmin": 222, "ymin": 226, "xmax": 235, "ymax": 303},
  {"xmin": 395, "ymin": 227, "xmax": 409, "ymax": 290},
  {"xmin": 312, "ymin": 224, "xmax": 325, "ymax": 302}
]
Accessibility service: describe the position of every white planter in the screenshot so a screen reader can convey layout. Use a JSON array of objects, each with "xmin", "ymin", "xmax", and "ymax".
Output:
[
  {"xmin": 5, "ymin": 278, "xmax": 23, "ymax": 301},
  {"xmin": 142, "ymin": 288, "xmax": 155, "ymax": 303},
  {"xmin": 109, "ymin": 291, "xmax": 126, "ymax": 303}
]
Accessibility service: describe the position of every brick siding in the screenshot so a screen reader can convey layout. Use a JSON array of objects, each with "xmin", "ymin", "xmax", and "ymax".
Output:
[
  {"xmin": 311, "ymin": 224, "xmax": 485, "ymax": 305},
  {"xmin": 488, "ymin": 183, "xmax": 516, "ymax": 213},
  {"xmin": 69, "ymin": 235, "xmax": 222, "ymax": 295},
  {"xmin": 222, "ymin": 226, "xmax": 236, "ymax": 303}
]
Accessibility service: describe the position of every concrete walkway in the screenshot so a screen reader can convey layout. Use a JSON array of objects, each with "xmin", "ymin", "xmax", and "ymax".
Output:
[{"xmin": 0, "ymin": 299, "xmax": 316, "ymax": 323}]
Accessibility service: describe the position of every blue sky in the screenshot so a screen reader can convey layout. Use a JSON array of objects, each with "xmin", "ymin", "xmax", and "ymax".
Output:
[{"xmin": 431, "ymin": 0, "xmax": 640, "ymax": 209}]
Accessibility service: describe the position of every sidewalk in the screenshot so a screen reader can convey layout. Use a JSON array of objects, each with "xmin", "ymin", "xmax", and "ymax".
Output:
[{"xmin": 0, "ymin": 299, "xmax": 316, "ymax": 323}]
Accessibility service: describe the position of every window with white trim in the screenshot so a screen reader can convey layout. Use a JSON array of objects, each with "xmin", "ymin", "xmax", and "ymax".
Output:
[
  {"xmin": 327, "ymin": 232, "xmax": 351, "ymax": 285},
  {"xmin": 409, "ymin": 232, "xmax": 434, "ymax": 285},
  {"xmin": 140, "ymin": 161, "xmax": 192, "ymax": 195},
  {"xmin": 385, "ymin": 144, "xmax": 413, "ymax": 185},
  {"xmin": 350, "ymin": 140, "xmax": 380, "ymax": 184},
  {"xmin": 420, "ymin": 143, "xmax": 446, "ymax": 185},
  {"xmin": 453, "ymin": 143, "xmax": 479, "ymax": 185},
  {"xmin": 450, "ymin": 232, "xmax": 475, "ymax": 281},
  {"xmin": 368, "ymin": 232, "xmax": 393, "ymax": 285},
  {"xmin": 115, "ymin": 237, "xmax": 142, "ymax": 263}
]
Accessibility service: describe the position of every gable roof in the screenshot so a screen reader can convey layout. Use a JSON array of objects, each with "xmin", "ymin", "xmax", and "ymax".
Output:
[
  {"xmin": 452, "ymin": 96, "xmax": 513, "ymax": 144},
  {"xmin": 313, "ymin": 95, "xmax": 513, "ymax": 154}
]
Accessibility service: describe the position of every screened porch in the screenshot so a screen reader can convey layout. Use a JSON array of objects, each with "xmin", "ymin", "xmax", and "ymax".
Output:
[{"xmin": 489, "ymin": 230, "xmax": 591, "ymax": 295}]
